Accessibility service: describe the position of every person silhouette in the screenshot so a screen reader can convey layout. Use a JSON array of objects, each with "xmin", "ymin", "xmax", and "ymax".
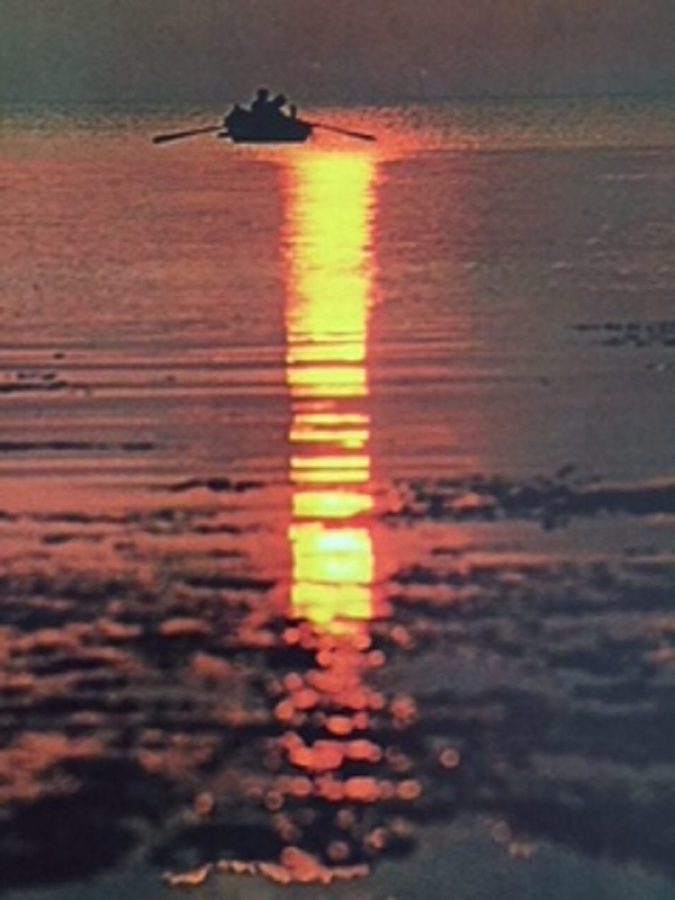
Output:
[
  {"xmin": 251, "ymin": 88, "xmax": 272, "ymax": 117},
  {"xmin": 270, "ymin": 93, "xmax": 289, "ymax": 118}
]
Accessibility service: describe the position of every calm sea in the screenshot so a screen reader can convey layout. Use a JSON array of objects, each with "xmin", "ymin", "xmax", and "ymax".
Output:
[{"xmin": 2, "ymin": 96, "xmax": 675, "ymax": 898}]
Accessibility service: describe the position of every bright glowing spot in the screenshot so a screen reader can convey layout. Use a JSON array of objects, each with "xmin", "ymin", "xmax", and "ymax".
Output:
[
  {"xmin": 295, "ymin": 412, "xmax": 369, "ymax": 428},
  {"xmin": 291, "ymin": 455, "xmax": 370, "ymax": 472},
  {"xmin": 289, "ymin": 525, "xmax": 374, "ymax": 582},
  {"xmin": 291, "ymin": 471, "xmax": 370, "ymax": 486},
  {"xmin": 291, "ymin": 582, "xmax": 372, "ymax": 626},
  {"xmin": 286, "ymin": 365, "xmax": 367, "ymax": 398},
  {"xmin": 288, "ymin": 341, "xmax": 366, "ymax": 364},
  {"xmin": 284, "ymin": 150, "xmax": 379, "ymax": 631},
  {"xmin": 285, "ymin": 153, "xmax": 375, "ymax": 366},
  {"xmin": 290, "ymin": 524, "xmax": 374, "ymax": 626},
  {"xmin": 291, "ymin": 453, "xmax": 370, "ymax": 485},
  {"xmin": 290, "ymin": 423, "xmax": 369, "ymax": 450},
  {"xmin": 293, "ymin": 490, "xmax": 373, "ymax": 519}
]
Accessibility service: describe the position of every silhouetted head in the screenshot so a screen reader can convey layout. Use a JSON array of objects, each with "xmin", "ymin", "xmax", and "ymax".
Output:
[
  {"xmin": 272, "ymin": 93, "xmax": 287, "ymax": 108},
  {"xmin": 256, "ymin": 88, "xmax": 270, "ymax": 101}
]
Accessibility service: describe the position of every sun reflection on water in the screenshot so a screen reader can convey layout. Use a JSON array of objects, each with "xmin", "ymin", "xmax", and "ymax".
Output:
[
  {"xmin": 245, "ymin": 148, "xmax": 426, "ymax": 881},
  {"xmin": 283, "ymin": 151, "xmax": 379, "ymax": 634}
]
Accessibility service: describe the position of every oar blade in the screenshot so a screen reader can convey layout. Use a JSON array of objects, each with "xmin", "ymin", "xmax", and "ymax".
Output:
[
  {"xmin": 304, "ymin": 120, "xmax": 377, "ymax": 142},
  {"xmin": 152, "ymin": 133, "xmax": 183, "ymax": 144},
  {"xmin": 151, "ymin": 125, "xmax": 221, "ymax": 145}
]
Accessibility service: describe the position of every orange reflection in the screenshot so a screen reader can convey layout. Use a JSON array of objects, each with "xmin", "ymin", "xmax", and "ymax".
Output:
[{"xmin": 283, "ymin": 151, "xmax": 379, "ymax": 633}]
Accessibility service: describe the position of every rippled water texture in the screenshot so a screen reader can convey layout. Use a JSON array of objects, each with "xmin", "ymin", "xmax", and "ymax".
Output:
[{"xmin": 1, "ymin": 97, "xmax": 675, "ymax": 897}]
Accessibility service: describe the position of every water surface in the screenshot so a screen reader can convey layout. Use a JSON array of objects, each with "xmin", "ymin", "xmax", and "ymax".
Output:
[{"xmin": 2, "ymin": 96, "xmax": 675, "ymax": 896}]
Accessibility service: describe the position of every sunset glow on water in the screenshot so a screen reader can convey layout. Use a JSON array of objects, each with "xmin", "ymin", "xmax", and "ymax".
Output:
[
  {"xmin": 2, "ymin": 100, "xmax": 675, "ymax": 898},
  {"xmin": 284, "ymin": 151, "xmax": 379, "ymax": 631}
]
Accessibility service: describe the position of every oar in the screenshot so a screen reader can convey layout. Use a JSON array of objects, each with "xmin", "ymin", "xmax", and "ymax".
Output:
[
  {"xmin": 152, "ymin": 124, "xmax": 222, "ymax": 144},
  {"xmin": 303, "ymin": 120, "xmax": 376, "ymax": 142}
]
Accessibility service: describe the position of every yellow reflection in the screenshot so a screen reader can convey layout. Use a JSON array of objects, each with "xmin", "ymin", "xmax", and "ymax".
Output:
[
  {"xmin": 292, "ymin": 491, "xmax": 373, "ymax": 520},
  {"xmin": 287, "ymin": 364, "xmax": 367, "ymax": 398},
  {"xmin": 290, "ymin": 424, "xmax": 369, "ymax": 449},
  {"xmin": 284, "ymin": 150, "xmax": 378, "ymax": 631},
  {"xmin": 291, "ymin": 454, "xmax": 370, "ymax": 483}
]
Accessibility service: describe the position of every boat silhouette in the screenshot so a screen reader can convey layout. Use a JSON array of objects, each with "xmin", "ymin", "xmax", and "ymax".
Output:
[
  {"xmin": 222, "ymin": 103, "xmax": 312, "ymax": 144},
  {"xmin": 152, "ymin": 90, "xmax": 375, "ymax": 146}
]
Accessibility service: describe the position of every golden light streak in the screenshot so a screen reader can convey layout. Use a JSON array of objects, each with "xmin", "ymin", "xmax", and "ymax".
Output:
[
  {"xmin": 290, "ymin": 525, "xmax": 374, "ymax": 586},
  {"xmin": 292, "ymin": 490, "xmax": 374, "ymax": 520},
  {"xmin": 291, "ymin": 455, "xmax": 371, "ymax": 472},
  {"xmin": 289, "ymin": 424, "xmax": 369, "ymax": 449},
  {"xmin": 290, "ymin": 474, "xmax": 369, "ymax": 487},
  {"xmin": 294, "ymin": 412, "xmax": 370, "ymax": 427},
  {"xmin": 283, "ymin": 150, "xmax": 379, "ymax": 631},
  {"xmin": 286, "ymin": 365, "xmax": 367, "ymax": 398}
]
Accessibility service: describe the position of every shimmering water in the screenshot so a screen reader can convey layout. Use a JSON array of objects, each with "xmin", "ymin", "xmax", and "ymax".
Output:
[{"xmin": 2, "ymin": 96, "xmax": 675, "ymax": 897}]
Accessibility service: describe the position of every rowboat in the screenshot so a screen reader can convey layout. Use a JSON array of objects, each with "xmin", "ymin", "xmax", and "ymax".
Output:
[
  {"xmin": 221, "ymin": 106, "xmax": 312, "ymax": 144},
  {"xmin": 152, "ymin": 91, "xmax": 375, "ymax": 146}
]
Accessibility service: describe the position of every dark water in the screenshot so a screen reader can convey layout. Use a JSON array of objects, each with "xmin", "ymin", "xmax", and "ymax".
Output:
[{"xmin": 1, "ymin": 96, "xmax": 675, "ymax": 896}]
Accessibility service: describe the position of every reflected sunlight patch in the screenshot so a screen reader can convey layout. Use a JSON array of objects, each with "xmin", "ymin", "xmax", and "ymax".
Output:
[
  {"xmin": 286, "ymin": 365, "xmax": 367, "ymax": 398},
  {"xmin": 289, "ymin": 523, "xmax": 374, "ymax": 626},
  {"xmin": 291, "ymin": 454, "xmax": 370, "ymax": 486},
  {"xmin": 284, "ymin": 150, "xmax": 379, "ymax": 631},
  {"xmin": 293, "ymin": 490, "xmax": 374, "ymax": 520},
  {"xmin": 287, "ymin": 340, "xmax": 366, "ymax": 364},
  {"xmin": 290, "ymin": 424, "xmax": 369, "ymax": 450}
]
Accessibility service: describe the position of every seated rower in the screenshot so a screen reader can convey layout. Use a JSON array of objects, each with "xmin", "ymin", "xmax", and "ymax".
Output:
[{"xmin": 251, "ymin": 87, "xmax": 272, "ymax": 116}]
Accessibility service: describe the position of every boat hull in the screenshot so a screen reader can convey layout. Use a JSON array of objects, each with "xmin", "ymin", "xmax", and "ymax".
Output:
[
  {"xmin": 227, "ymin": 130, "xmax": 311, "ymax": 144},
  {"xmin": 222, "ymin": 107, "xmax": 312, "ymax": 144}
]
